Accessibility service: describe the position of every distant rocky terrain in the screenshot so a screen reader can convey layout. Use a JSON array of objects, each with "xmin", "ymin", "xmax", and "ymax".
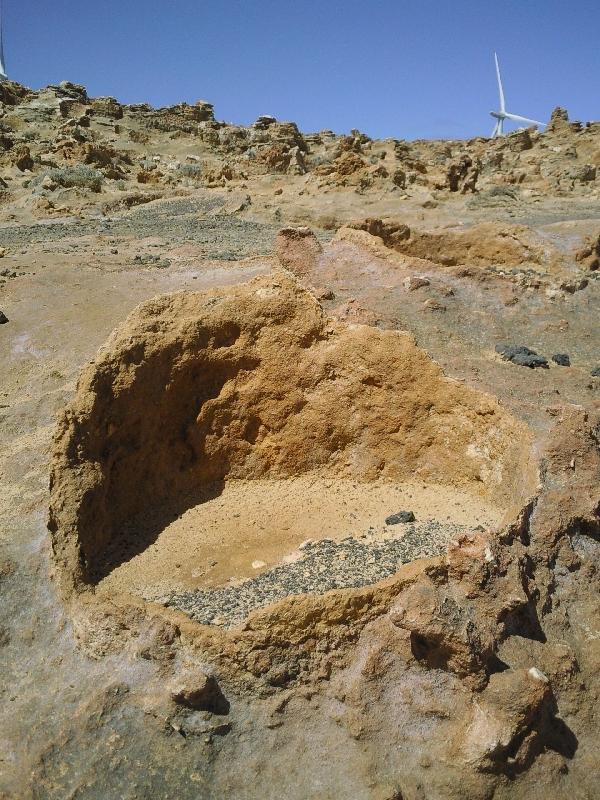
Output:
[{"xmin": 1, "ymin": 79, "xmax": 600, "ymax": 800}]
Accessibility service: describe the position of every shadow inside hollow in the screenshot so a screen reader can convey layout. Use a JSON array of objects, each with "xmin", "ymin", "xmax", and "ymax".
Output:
[{"xmin": 88, "ymin": 481, "xmax": 225, "ymax": 584}]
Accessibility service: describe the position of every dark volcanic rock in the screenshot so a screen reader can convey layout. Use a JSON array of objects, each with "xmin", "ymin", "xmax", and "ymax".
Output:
[
  {"xmin": 591, "ymin": 366, "xmax": 600, "ymax": 377},
  {"xmin": 552, "ymin": 353, "xmax": 571, "ymax": 367},
  {"xmin": 385, "ymin": 511, "xmax": 416, "ymax": 525},
  {"xmin": 496, "ymin": 344, "xmax": 549, "ymax": 369},
  {"xmin": 0, "ymin": 311, "xmax": 8, "ymax": 324}
]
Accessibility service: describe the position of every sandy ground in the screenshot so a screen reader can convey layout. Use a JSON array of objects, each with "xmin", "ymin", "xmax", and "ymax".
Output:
[{"xmin": 96, "ymin": 476, "xmax": 501, "ymax": 599}]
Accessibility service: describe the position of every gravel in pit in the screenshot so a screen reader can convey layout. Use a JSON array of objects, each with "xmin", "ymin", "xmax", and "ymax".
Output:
[{"xmin": 164, "ymin": 520, "xmax": 468, "ymax": 627}]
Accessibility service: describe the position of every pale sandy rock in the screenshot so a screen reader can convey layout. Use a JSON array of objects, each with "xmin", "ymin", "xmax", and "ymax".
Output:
[
  {"xmin": 2, "ymin": 74, "xmax": 600, "ymax": 799},
  {"xmin": 460, "ymin": 669, "xmax": 551, "ymax": 769},
  {"xmin": 575, "ymin": 231, "xmax": 600, "ymax": 271},
  {"xmin": 169, "ymin": 668, "xmax": 229, "ymax": 712},
  {"xmin": 344, "ymin": 218, "xmax": 563, "ymax": 271},
  {"xmin": 422, "ymin": 298, "xmax": 445, "ymax": 311}
]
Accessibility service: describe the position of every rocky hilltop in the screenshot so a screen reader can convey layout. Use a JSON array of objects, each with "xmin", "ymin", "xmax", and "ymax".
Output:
[
  {"xmin": 1, "ymin": 80, "xmax": 600, "ymax": 800},
  {"xmin": 0, "ymin": 80, "xmax": 600, "ymax": 220}
]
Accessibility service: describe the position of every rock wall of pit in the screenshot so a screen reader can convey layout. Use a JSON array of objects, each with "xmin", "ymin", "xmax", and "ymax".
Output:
[{"xmin": 49, "ymin": 272, "xmax": 537, "ymax": 592}]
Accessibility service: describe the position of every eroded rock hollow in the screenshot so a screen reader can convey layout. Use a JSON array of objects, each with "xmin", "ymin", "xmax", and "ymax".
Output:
[{"xmin": 49, "ymin": 271, "xmax": 535, "ymax": 601}]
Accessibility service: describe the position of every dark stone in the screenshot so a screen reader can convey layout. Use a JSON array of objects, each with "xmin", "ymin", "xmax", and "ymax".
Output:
[
  {"xmin": 386, "ymin": 511, "xmax": 416, "ymax": 525},
  {"xmin": 495, "ymin": 343, "xmax": 548, "ymax": 369},
  {"xmin": 0, "ymin": 311, "xmax": 8, "ymax": 324},
  {"xmin": 511, "ymin": 353, "xmax": 549, "ymax": 368},
  {"xmin": 591, "ymin": 367, "xmax": 600, "ymax": 378},
  {"xmin": 552, "ymin": 353, "xmax": 571, "ymax": 367},
  {"xmin": 496, "ymin": 343, "xmax": 533, "ymax": 358}
]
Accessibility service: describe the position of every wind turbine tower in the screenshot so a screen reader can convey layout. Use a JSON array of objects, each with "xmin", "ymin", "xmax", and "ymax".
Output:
[
  {"xmin": 490, "ymin": 53, "xmax": 543, "ymax": 138},
  {"xmin": 0, "ymin": 0, "xmax": 7, "ymax": 81}
]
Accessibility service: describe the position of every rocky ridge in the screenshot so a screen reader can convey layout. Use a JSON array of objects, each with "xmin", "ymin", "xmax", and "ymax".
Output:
[{"xmin": 1, "ymin": 79, "xmax": 600, "ymax": 223}]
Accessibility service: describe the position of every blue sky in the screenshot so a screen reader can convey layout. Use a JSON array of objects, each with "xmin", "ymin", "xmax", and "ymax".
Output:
[{"xmin": 5, "ymin": 0, "xmax": 600, "ymax": 140}]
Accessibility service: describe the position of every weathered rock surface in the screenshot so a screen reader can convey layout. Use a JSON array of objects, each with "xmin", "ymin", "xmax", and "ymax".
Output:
[
  {"xmin": 275, "ymin": 226, "xmax": 323, "ymax": 279},
  {"xmin": 345, "ymin": 218, "xmax": 558, "ymax": 270},
  {"xmin": 40, "ymin": 264, "xmax": 600, "ymax": 797},
  {"xmin": 2, "ymin": 77, "xmax": 600, "ymax": 799}
]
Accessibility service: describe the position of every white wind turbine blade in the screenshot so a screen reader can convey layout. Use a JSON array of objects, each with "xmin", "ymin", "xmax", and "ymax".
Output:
[
  {"xmin": 0, "ymin": 0, "xmax": 6, "ymax": 80},
  {"xmin": 491, "ymin": 120, "xmax": 500, "ymax": 138},
  {"xmin": 495, "ymin": 52, "xmax": 505, "ymax": 114},
  {"xmin": 503, "ymin": 112, "xmax": 544, "ymax": 128}
]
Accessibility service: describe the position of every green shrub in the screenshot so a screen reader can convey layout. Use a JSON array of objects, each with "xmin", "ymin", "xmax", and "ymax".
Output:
[{"xmin": 46, "ymin": 164, "xmax": 103, "ymax": 192}]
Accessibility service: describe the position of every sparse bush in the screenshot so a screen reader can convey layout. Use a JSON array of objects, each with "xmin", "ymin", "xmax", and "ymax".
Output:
[
  {"xmin": 487, "ymin": 185, "xmax": 519, "ymax": 199},
  {"xmin": 178, "ymin": 163, "xmax": 203, "ymax": 179},
  {"xmin": 308, "ymin": 154, "xmax": 333, "ymax": 168},
  {"xmin": 392, "ymin": 168, "xmax": 406, "ymax": 188},
  {"xmin": 129, "ymin": 129, "xmax": 150, "ymax": 144},
  {"xmin": 46, "ymin": 164, "xmax": 103, "ymax": 192}
]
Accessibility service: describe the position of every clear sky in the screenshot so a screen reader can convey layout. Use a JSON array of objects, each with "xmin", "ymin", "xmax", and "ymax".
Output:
[{"xmin": 5, "ymin": 0, "xmax": 600, "ymax": 140}]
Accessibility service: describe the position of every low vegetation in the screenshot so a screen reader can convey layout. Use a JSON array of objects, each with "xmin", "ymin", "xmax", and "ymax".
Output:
[{"xmin": 46, "ymin": 164, "xmax": 103, "ymax": 192}]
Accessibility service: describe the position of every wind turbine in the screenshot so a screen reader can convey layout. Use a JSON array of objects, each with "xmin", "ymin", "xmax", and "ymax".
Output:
[
  {"xmin": 0, "ymin": 0, "xmax": 7, "ymax": 81},
  {"xmin": 490, "ymin": 52, "xmax": 543, "ymax": 138}
]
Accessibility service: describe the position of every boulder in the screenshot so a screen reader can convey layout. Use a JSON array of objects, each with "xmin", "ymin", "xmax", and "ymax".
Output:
[
  {"xmin": 575, "ymin": 233, "xmax": 600, "ymax": 271},
  {"xmin": 275, "ymin": 227, "xmax": 322, "ymax": 280},
  {"xmin": 12, "ymin": 145, "xmax": 34, "ymax": 172},
  {"xmin": 253, "ymin": 114, "xmax": 277, "ymax": 129},
  {"xmin": 495, "ymin": 344, "xmax": 549, "ymax": 369},
  {"xmin": 460, "ymin": 668, "xmax": 552, "ymax": 772},
  {"xmin": 403, "ymin": 275, "xmax": 430, "ymax": 291},
  {"xmin": 169, "ymin": 669, "xmax": 229, "ymax": 714},
  {"xmin": 90, "ymin": 97, "xmax": 124, "ymax": 119},
  {"xmin": 546, "ymin": 106, "xmax": 570, "ymax": 134}
]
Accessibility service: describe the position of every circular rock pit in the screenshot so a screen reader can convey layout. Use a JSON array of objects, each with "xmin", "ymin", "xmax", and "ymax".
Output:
[{"xmin": 49, "ymin": 271, "xmax": 537, "ymax": 628}]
